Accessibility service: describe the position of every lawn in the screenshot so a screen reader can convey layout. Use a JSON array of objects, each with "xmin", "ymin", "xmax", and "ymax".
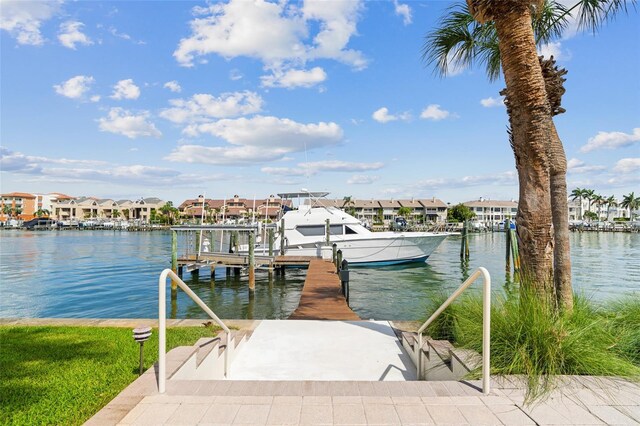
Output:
[{"xmin": 0, "ymin": 325, "xmax": 220, "ymax": 426}]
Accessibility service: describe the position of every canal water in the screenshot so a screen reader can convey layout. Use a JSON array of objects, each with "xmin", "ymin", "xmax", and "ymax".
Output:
[{"xmin": 1, "ymin": 230, "xmax": 637, "ymax": 320}]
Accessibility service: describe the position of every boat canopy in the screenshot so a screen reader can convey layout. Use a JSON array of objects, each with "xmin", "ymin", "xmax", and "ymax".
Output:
[{"xmin": 277, "ymin": 192, "xmax": 329, "ymax": 199}]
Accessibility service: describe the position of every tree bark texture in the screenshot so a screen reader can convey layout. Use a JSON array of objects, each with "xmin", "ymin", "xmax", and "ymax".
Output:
[
  {"xmin": 540, "ymin": 56, "xmax": 573, "ymax": 313},
  {"xmin": 493, "ymin": 6, "xmax": 555, "ymax": 295}
]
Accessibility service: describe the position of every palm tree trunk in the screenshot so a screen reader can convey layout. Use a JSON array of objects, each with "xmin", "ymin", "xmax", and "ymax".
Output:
[
  {"xmin": 548, "ymin": 124, "xmax": 573, "ymax": 312},
  {"xmin": 540, "ymin": 56, "xmax": 573, "ymax": 313},
  {"xmin": 494, "ymin": 6, "xmax": 555, "ymax": 297}
]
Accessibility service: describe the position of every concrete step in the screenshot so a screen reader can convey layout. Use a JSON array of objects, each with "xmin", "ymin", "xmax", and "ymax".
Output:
[{"xmin": 399, "ymin": 332, "xmax": 482, "ymax": 382}]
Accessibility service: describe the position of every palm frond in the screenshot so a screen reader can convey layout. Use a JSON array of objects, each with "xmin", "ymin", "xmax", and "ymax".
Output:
[
  {"xmin": 572, "ymin": 0, "xmax": 635, "ymax": 34},
  {"xmin": 534, "ymin": 0, "xmax": 571, "ymax": 44},
  {"xmin": 422, "ymin": 3, "xmax": 502, "ymax": 80}
]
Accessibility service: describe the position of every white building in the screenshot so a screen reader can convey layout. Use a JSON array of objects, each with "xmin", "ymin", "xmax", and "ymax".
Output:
[{"xmin": 463, "ymin": 198, "xmax": 518, "ymax": 225}]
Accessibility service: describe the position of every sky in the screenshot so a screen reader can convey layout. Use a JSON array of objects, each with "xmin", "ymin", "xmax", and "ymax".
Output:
[{"xmin": 1, "ymin": 0, "xmax": 639, "ymax": 204}]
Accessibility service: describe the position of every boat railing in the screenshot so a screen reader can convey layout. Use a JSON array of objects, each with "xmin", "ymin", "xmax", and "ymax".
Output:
[
  {"xmin": 416, "ymin": 267, "xmax": 491, "ymax": 394},
  {"xmin": 158, "ymin": 268, "xmax": 230, "ymax": 393}
]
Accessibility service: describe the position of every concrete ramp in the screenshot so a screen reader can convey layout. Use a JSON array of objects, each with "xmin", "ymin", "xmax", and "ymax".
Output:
[{"xmin": 229, "ymin": 320, "xmax": 416, "ymax": 381}]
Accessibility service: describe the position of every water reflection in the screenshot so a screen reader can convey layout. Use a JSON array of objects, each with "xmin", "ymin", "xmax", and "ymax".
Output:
[{"xmin": 0, "ymin": 230, "xmax": 637, "ymax": 320}]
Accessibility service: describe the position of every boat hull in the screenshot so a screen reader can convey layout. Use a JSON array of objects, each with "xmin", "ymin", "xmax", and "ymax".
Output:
[{"xmin": 282, "ymin": 233, "xmax": 448, "ymax": 266}]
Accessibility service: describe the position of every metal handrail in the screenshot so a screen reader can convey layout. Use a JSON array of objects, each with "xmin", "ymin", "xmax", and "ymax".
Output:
[
  {"xmin": 417, "ymin": 267, "xmax": 491, "ymax": 395},
  {"xmin": 158, "ymin": 268, "xmax": 230, "ymax": 393}
]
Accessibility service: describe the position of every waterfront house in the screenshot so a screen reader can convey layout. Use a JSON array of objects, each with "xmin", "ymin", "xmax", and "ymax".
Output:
[
  {"xmin": 463, "ymin": 198, "xmax": 518, "ymax": 226},
  {"xmin": 417, "ymin": 198, "xmax": 448, "ymax": 223},
  {"xmin": 0, "ymin": 192, "xmax": 36, "ymax": 221}
]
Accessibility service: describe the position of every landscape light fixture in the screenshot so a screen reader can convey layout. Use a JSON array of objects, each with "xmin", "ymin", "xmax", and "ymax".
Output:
[{"xmin": 132, "ymin": 326, "xmax": 152, "ymax": 376}]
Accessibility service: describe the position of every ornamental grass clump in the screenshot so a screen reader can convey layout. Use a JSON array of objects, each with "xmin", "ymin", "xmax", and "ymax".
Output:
[
  {"xmin": 605, "ymin": 296, "xmax": 640, "ymax": 366},
  {"xmin": 425, "ymin": 288, "xmax": 640, "ymax": 402}
]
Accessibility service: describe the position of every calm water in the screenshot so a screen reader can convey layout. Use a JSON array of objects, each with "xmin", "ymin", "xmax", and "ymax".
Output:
[{"xmin": 1, "ymin": 230, "xmax": 638, "ymax": 320}]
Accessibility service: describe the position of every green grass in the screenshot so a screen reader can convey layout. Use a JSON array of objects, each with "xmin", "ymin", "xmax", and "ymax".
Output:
[
  {"xmin": 425, "ymin": 290, "xmax": 640, "ymax": 402},
  {"xmin": 0, "ymin": 325, "xmax": 220, "ymax": 426}
]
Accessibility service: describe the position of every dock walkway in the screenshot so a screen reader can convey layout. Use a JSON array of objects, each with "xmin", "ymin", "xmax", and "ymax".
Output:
[{"xmin": 289, "ymin": 259, "xmax": 359, "ymax": 321}]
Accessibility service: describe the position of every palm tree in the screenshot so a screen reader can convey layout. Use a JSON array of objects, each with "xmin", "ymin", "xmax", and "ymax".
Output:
[
  {"xmin": 423, "ymin": 0, "xmax": 632, "ymax": 312},
  {"xmin": 604, "ymin": 196, "xmax": 615, "ymax": 221},
  {"xmin": 14, "ymin": 207, "xmax": 22, "ymax": 218},
  {"xmin": 122, "ymin": 208, "xmax": 130, "ymax": 220},
  {"xmin": 112, "ymin": 209, "xmax": 121, "ymax": 219},
  {"xmin": 342, "ymin": 196, "xmax": 357, "ymax": 217},
  {"xmin": 570, "ymin": 187, "xmax": 587, "ymax": 220},
  {"xmin": 621, "ymin": 192, "xmax": 640, "ymax": 220},
  {"xmin": 591, "ymin": 194, "xmax": 604, "ymax": 220},
  {"xmin": 583, "ymin": 189, "xmax": 596, "ymax": 219},
  {"xmin": 2, "ymin": 205, "xmax": 11, "ymax": 217}
]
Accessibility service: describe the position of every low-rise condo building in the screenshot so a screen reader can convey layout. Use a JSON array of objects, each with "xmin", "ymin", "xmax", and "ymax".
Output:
[
  {"xmin": 178, "ymin": 195, "xmax": 291, "ymax": 222},
  {"xmin": 463, "ymin": 197, "xmax": 518, "ymax": 225},
  {"xmin": 0, "ymin": 192, "xmax": 37, "ymax": 221}
]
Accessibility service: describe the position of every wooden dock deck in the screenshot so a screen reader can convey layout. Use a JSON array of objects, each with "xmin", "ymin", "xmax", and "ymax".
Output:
[
  {"xmin": 289, "ymin": 259, "xmax": 360, "ymax": 321},
  {"xmin": 177, "ymin": 254, "xmax": 316, "ymax": 272}
]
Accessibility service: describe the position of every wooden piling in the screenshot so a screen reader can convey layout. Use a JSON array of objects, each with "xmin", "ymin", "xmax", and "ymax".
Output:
[
  {"xmin": 279, "ymin": 219, "xmax": 286, "ymax": 256},
  {"xmin": 248, "ymin": 231, "xmax": 255, "ymax": 291},
  {"xmin": 268, "ymin": 228, "xmax": 274, "ymax": 257},
  {"xmin": 505, "ymin": 219, "xmax": 511, "ymax": 274},
  {"xmin": 460, "ymin": 221, "xmax": 469, "ymax": 260},
  {"xmin": 325, "ymin": 218, "xmax": 331, "ymax": 246},
  {"xmin": 332, "ymin": 243, "xmax": 337, "ymax": 265},
  {"xmin": 336, "ymin": 249, "xmax": 343, "ymax": 274},
  {"xmin": 171, "ymin": 231, "xmax": 178, "ymax": 298}
]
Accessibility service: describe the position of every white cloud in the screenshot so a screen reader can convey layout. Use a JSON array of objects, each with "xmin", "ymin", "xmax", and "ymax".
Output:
[
  {"xmin": 108, "ymin": 26, "xmax": 145, "ymax": 45},
  {"xmin": 372, "ymin": 107, "xmax": 410, "ymax": 123},
  {"xmin": 53, "ymin": 75, "xmax": 95, "ymax": 100},
  {"xmin": 110, "ymin": 79, "xmax": 141, "ymax": 100},
  {"xmin": 261, "ymin": 67, "xmax": 327, "ymax": 89},
  {"xmin": 160, "ymin": 91, "xmax": 263, "ymax": 124},
  {"xmin": 580, "ymin": 128, "xmax": 640, "ymax": 153},
  {"xmin": 415, "ymin": 171, "xmax": 516, "ymax": 190},
  {"xmin": 262, "ymin": 161, "xmax": 384, "ymax": 177},
  {"xmin": 420, "ymin": 104, "xmax": 451, "ymax": 121},
  {"xmin": 348, "ymin": 174, "xmax": 380, "ymax": 184},
  {"xmin": 229, "ymin": 69, "xmax": 243, "ymax": 81},
  {"xmin": 0, "ymin": 146, "xmax": 105, "ymax": 174},
  {"xmin": 58, "ymin": 21, "xmax": 93, "ymax": 49},
  {"xmin": 173, "ymin": 0, "xmax": 367, "ymax": 73},
  {"xmin": 393, "ymin": 0, "xmax": 412, "ymax": 25},
  {"xmin": 480, "ymin": 96, "xmax": 504, "ymax": 108},
  {"xmin": 90, "ymin": 95, "xmax": 101, "ymax": 103},
  {"xmin": 166, "ymin": 116, "xmax": 343, "ymax": 165},
  {"xmin": 0, "ymin": 0, "xmax": 61, "ymax": 45},
  {"xmin": 1, "ymin": 146, "xmax": 211, "ymax": 186},
  {"xmin": 538, "ymin": 41, "xmax": 569, "ymax": 61},
  {"xmin": 163, "ymin": 81, "xmax": 182, "ymax": 93},
  {"xmin": 567, "ymin": 158, "xmax": 606, "ymax": 174},
  {"xmin": 98, "ymin": 108, "xmax": 162, "ymax": 139},
  {"xmin": 613, "ymin": 158, "xmax": 640, "ymax": 174}
]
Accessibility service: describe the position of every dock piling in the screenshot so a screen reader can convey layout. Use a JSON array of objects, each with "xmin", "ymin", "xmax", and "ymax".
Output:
[
  {"xmin": 279, "ymin": 219, "xmax": 285, "ymax": 256},
  {"xmin": 325, "ymin": 219, "xmax": 331, "ymax": 246},
  {"xmin": 336, "ymin": 249, "xmax": 343, "ymax": 274},
  {"xmin": 248, "ymin": 231, "xmax": 255, "ymax": 292}
]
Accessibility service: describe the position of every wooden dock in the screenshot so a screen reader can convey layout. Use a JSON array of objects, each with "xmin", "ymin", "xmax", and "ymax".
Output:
[
  {"xmin": 177, "ymin": 253, "xmax": 316, "ymax": 272},
  {"xmin": 289, "ymin": 259, "xmax": 360, "ymax": 321}
]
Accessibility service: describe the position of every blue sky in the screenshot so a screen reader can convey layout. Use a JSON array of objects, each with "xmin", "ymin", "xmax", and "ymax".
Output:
[{"xmin": 1, "ymin": 0, "xmax": 638, "ymax": 204}]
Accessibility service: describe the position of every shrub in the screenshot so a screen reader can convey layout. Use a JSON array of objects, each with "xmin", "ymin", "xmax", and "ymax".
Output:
[{"xmin": 424, "ymin": 289, "xmax": 640, "ymax": 402}]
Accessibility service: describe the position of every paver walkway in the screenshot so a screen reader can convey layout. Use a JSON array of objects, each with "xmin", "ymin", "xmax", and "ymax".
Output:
[
  {"xmin": 229, "ymin": 320, "xmax": 416, "ymax": 381},
  {"xmin": 289, "ymin": 259, "xmax": 359, "ymax": 320},
  {"xmin": 87, "ymin": 376, "xmax": 640, "ymax": 425}
]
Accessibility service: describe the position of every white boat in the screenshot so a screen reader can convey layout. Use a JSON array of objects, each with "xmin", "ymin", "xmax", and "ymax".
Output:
[{"xmin": 274, "ymin": 192, "xmax": 453, "ymax": 266}]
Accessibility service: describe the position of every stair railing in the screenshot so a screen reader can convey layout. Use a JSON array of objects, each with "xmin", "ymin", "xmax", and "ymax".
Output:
[
  {"xmin": 416, "ymin": 267, "xmax": 491, "ymax": 394},
  {"xmin": 158, "ymin": 268, "xmax": 230, "ymax": 393}
]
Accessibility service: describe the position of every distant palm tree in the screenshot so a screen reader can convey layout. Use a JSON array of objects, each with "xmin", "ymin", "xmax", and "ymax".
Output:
[
  {"xmin": 397, "ymin": 206, "xmax": 412, "ymax": 218},
  {"xmin": 112, "ymin": 210, "xmax": 121, "ymax": 219},
  {"xmin": 605, "ymin": 196, "xmax": 617, "ymax": 221},
  {"xmin": 122, "ymin": 208, "xmax": 130, "ymax": 220},
  {"xmin": 583, "ymin": 189, "xmax": 596, "ymax": 220},
  {"xmin": 592, "ymin": 194, "xmax": 604, "ymax": 221},
  {"xmin": 570, "ymin": 187, "xmax": 587, "ymax": 220},
  {"xmin": 2, "ymin": 205, "xmax": 11, "ymax": 217},
  {"xmin": 14, "ymin": 207, "xmax": 22, "ymax": 218},
  {"xmin": 621, "ymin": 192, "xmax": 640, "ymax": 220},
  {"xmin": 342, "ymin": 196, "xmax": 356, "ymax": 216}
]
